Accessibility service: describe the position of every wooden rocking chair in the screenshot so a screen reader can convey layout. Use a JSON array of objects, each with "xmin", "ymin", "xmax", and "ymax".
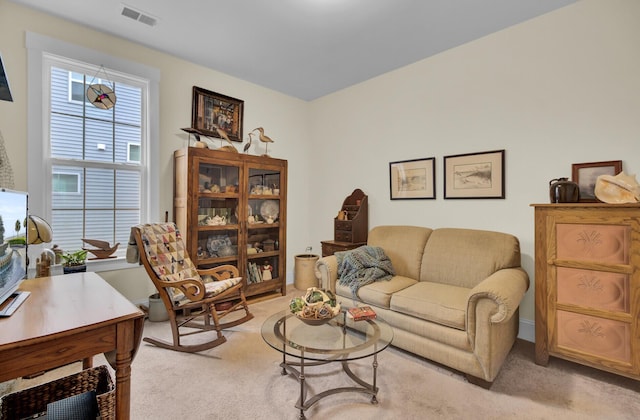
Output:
[{"xmin": 132, "ymin": 223, "xmax": 254, "ymax": 353}]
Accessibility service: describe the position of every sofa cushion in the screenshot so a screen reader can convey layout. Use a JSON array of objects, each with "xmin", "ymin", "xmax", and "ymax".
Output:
[
  {"xmin": 390, "ymin": 282, "xmax": 470, "ymax": 330},
  {"xmin": 420, "ymin": 228, "xmax": 521, "ymax": 289},
  {"xmin": 368, "ymin": 226, "xmax": 432, "ymax": 280},
  {"xmin": 336, "ymin": 275, "xmax": 417, "ymax": 309}
]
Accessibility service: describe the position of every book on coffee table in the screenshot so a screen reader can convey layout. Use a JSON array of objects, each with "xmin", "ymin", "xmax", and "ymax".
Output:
[{"xmin": 347, "ymin": 306, "xmax": 377, "ymax": 321}]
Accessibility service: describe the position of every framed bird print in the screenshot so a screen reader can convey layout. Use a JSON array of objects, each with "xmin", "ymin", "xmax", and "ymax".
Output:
[
  {"xmin": 191, "ymin": 86, "xmax": 244, "ymax": 142},
  {"xmin": 389, "ymin": 157, "xmax": 436, "ymax": 199}
]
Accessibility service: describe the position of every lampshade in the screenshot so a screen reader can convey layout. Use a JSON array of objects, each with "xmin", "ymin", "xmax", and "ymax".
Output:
[{"xmin": 27, "ymin": 215, "xmax": 53, "ymax": 245}]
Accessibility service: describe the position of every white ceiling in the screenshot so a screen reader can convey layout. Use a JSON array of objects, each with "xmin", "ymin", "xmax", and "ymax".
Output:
[{"xmin": 11, "ymin": 0, "xmax": 577, "ymax": 101}]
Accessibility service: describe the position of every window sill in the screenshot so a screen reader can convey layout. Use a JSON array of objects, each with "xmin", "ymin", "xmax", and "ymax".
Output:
[{"xmin": 28, "ymin": 257, "xmax": 138, "ymax": 278}]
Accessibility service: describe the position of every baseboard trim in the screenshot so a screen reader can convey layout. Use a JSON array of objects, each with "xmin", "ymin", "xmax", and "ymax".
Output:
[{"xmin": 518, "ymin": 318, "xmax": 534, "ymax": 343}]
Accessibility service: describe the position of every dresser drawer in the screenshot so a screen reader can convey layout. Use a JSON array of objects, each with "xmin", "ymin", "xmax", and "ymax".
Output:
[
  {"xmin": 335, "ymin": 230, "xmax": 353, "ymax": 242},
  {"xmin": 556, "ymin": 267, "xmax": 630, "ymax": 313},
  {"xmin": 556, "ymin": 310, "xmax": 631, "ymax": 363},
  {"xmin": 334, "ymin": 220, "xmax": 352, "ymax": 231},
  {"xmin": 556, "ymin": 223, "xmax": 630, "ymax": 264}
]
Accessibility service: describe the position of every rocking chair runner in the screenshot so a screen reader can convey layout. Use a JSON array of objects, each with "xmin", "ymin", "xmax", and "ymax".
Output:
[{"xmin": 132, "ymin": 223, "xmax": 253, "ymax": 353}]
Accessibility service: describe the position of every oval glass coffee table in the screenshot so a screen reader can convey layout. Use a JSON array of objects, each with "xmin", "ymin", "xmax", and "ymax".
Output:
[{"xmin": 261, "ymin": 310, "xmax": 393, "ymax": 419}]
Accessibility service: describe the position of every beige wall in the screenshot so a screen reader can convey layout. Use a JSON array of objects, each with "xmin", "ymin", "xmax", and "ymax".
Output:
[
  {"xmin": 0, "ymin": 0, "xmax": 313, "ymax": 303},
  {"xmin": 2, "ymin": 0, "xmax": 639, "ymax": 340},
  {"xmin": 308, "ymin": 0, "xmax": 640, "ymax": 339}
]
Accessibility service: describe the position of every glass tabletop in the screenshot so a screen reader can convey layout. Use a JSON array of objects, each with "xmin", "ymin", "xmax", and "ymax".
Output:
[{"xmin": 261, "ymin": 309, "xmax": 393, "ymax": 362}]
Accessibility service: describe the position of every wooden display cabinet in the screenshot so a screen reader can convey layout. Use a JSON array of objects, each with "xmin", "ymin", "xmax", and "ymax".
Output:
[
  {"xmin": 174, "ymin": 147, "xmax": 287, "ymax": 298},
  {"xmin": 532, "ymin": 203, "xmax": 640, "ymax": 381}
]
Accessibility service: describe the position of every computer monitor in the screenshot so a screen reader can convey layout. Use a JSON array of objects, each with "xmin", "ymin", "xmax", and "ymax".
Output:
[{"xmin": 0, "ymin": 188, "xmax": 29, "ymax": 316}]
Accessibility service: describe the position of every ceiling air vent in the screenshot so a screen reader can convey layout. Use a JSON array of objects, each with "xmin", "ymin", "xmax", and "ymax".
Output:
[{"xmin": 121, "ymin": 5, "xmax": 157, "ymax": 27}]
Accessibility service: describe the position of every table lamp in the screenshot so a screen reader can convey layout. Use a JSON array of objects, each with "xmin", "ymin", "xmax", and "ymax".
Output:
[
  {"xmin": 27, "ymin": 215, "xmax": 53, "ymax": 277},
  {"xmin": 27, "ymin": 215, "xmax": 53, "ymax": 244}
]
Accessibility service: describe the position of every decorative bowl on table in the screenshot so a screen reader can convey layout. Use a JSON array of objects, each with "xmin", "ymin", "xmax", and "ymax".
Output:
[{"xmin": 290, "ymin": 287, "xmax": 341, "ymax": 325}]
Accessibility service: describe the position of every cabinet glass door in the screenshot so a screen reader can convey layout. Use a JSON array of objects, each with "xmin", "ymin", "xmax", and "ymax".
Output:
[
  {"xmin": 194, "ymin": 161, "xmax": 241, "ymax": 271},
  {"xmin": 245, "ymin": 166, "xmax": 282, "ymax": 289}
]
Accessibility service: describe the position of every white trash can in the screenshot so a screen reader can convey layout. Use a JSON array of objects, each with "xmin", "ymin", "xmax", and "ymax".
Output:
[{"xmin": 294, "ymin": 254, "xmax": 319, "ymax": 290}]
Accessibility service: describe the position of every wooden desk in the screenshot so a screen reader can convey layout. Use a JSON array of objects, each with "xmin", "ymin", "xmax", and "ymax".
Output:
[{"xmin": 0, "ymin": 272, "xmax": 144, "ymax": 419}]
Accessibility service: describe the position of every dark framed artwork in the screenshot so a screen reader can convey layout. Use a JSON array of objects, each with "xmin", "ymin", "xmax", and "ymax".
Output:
[
  {"xmin": 191, "ymin": 86, "xmax": 243, "ymax": 142},
  {"xmin": 0, "ymin": 52, "xmax": 13, "ymax": 102},
  {"xmin": 389, "ymin": 157, "xmax": 436, "ymax": 200},
  {"xmin": 443, "ymin": 149, "xmax": 505, "ymax": 199},
  {"xmin": 572, "ymin": 160, "xmax": 622, "ymax": 202}
]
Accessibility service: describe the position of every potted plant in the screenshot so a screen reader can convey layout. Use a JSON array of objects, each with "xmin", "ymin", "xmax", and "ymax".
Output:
[{"xmin": 61, "ymin": 249, "xmax": 88, "ymax": 274}]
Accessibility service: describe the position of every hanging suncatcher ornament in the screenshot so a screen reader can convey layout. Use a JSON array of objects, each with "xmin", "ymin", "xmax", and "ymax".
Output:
[{"xmin": 86, "ymin": 65, "xmax": 117, "ymax": 110}]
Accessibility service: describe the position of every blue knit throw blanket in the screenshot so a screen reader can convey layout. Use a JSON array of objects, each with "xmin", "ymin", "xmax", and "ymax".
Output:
[{"xmin": 336, "ymin": 246, "xmax": 395, "ymax": 297}]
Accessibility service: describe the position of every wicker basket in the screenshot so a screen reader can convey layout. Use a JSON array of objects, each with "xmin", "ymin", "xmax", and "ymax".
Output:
[{"xmin": 0, "ymin": 365, "xmax": 115, "ymax": 420}]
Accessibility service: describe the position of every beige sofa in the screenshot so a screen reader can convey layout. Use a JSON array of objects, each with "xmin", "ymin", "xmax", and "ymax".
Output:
[{"xmin": 315, "ymin": 225, "xmax": 529, "ymax": 387}]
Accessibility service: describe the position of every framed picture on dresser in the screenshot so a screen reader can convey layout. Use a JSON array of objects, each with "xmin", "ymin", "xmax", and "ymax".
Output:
[{"xmin": 571, "ymin": 160, "xmax": 622, "ymax": 202}]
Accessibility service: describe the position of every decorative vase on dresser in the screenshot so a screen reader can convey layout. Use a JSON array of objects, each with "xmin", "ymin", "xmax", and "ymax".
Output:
[
  {"xmin": 174, "ymin": 147, "xmax": 287, "ymax": 298},
  {"xmin": 532, "ymin": 203, "xmax": 640, "ymax": 381}
]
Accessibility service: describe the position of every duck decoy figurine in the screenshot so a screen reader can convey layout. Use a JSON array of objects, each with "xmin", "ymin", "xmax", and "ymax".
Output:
[
  {"xmin": 251, "ymin": 127, "xmax": 274, "ymax": 157},
  {"xmin": 213, "ymin": 124, "xmax": 238, "ymax": 152},
  {"xmin": 82, "ymin": 238, "xmax": 120, "ymax": 259},
  {"xmin": 180, "ymin": 127, "xmax": 206, "ymax": 148},
  {"xmin": 244, "ymin": 132, "xmax": 253, "ymax": 153}
]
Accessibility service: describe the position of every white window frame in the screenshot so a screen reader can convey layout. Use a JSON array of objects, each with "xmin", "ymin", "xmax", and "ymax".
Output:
[{"xmin": 27, "ymin": 32, "xmax": 160, "ymax": 272}]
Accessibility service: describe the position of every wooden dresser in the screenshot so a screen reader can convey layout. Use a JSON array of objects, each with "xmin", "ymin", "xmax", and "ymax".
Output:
[
  {"xmin": 532, "ymin": 203, "xmax": 640, "ymax": 381},
  {"xmin": 320, "ymin": 240, "xmax": 366, "ymax": 257}
]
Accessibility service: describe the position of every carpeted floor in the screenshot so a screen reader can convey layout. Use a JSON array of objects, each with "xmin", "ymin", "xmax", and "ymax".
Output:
[{"xmin": 2, "ymin": 287, "xmax": 639, "ymax": 419}]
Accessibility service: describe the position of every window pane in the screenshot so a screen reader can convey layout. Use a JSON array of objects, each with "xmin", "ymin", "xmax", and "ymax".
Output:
[
  {"xmin": 46, "ymin": 57, "xmax": 146, "ymax": 261},
  {"xmin": 115, "ymin": 124, "xmax": 140, "ymax": 163},
  {"xmin": 50, "ymin": 113, "xmax": 84, "ymax": 159},
  {"xmin": 51, "ymin": 210, "xmax": 84, "ymax": 251},
  {"xmin": 86, "ymin": 168, "xmax": 114, "ymax": 208},
  {"xmin": 84, "ymin": 209, "xmax": 115, "ymax": 242},
  {"xmin": 51, "ymin": 67, "xmax": 84, "ymax": 115},
  {"xmin": 116, "ymin": 170, "xmax": 141, "ymax": 208},
  {"xmin": 116, "ymin": 210, "xmax": 140, "ymax": 247},
  {"xmin": 85, "ymin": 119, "xmax": 114, "ymax": 162},
  {"xmin": 114, "ymin": 84, "xmax": 142, "ymax": 125},
  {"xmin": 52, "ymin": 166, "xmax": 83, "ymax": 209},
  {"xmin": 71, "ymin": 81, "xmax": 84, "ymax": 102}
]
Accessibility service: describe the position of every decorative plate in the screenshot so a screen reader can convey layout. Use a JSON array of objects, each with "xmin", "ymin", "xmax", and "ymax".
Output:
[{"xmin": 260, "ymin": 200, "xmax": 279, "ymax": 220}]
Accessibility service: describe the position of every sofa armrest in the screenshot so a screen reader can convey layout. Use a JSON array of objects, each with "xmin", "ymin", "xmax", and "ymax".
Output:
[
  {"xmin": 467, "ymin": 267, "xmax": 529, "ymax": 324},
  {"xmin": 315, "ymin": 255, "xmax": 339, "ymax": 293}
]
